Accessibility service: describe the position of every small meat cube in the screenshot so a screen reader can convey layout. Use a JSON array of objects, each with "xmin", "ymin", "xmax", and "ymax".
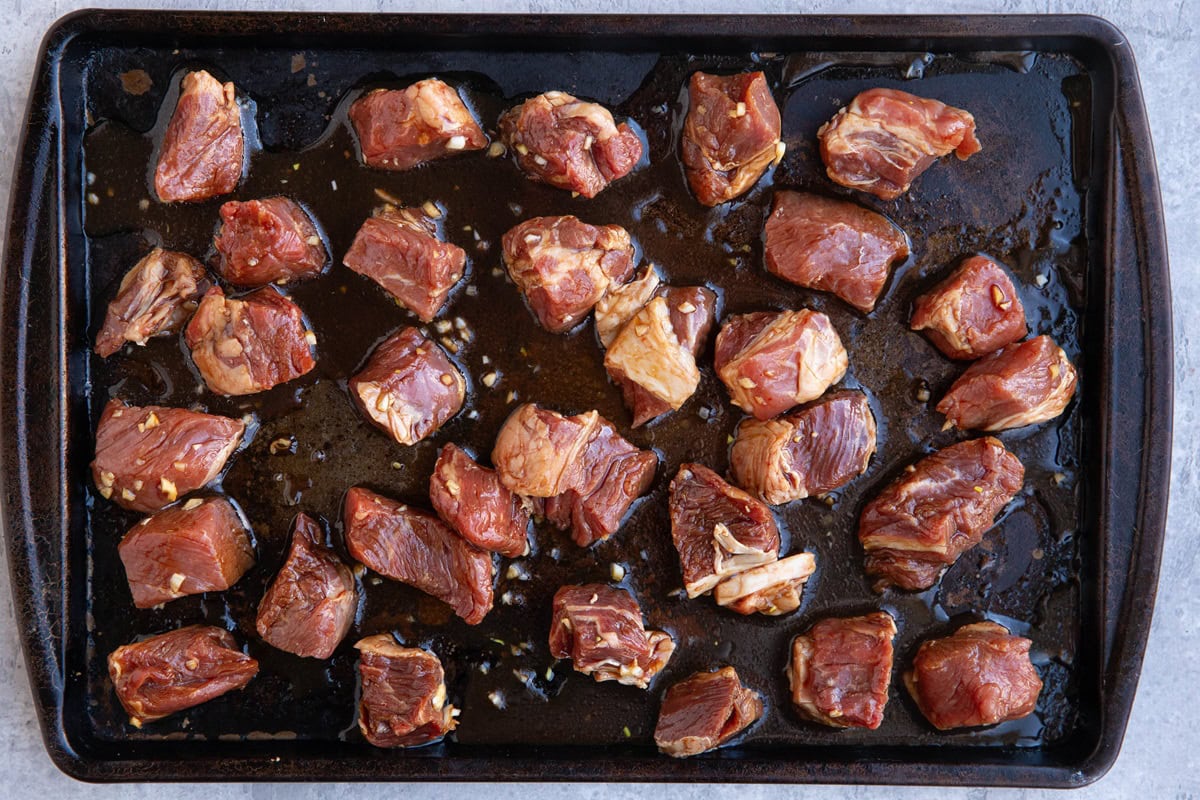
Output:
[
  {"xmin": 185, "ymin": 286, "xmax": 316, "ymax": 396},
  {"xmin": 548, "ymin": 584, "xmax": 675, "ymax": 688},
  {"xmin": 255, "ymin": 513, "xmax": 358, "ymax": 659},
  {"xmin": 730, "ymin": 391, "xmax": 877, "ymax": 505},
  {"xmin": 92, "ymin": 399, "xmax": 245, "ymax": 513},
  {"xmin": 605, "ymin": 296, "xmax": 700, "ymax": 415},
  {"xmin": 343, "ymin": 206, "xmax": 466, "ymax": 322},
  {"xmin": 118, "ymin": 497, "xmax": 254, "ymax": 608},
  {"xmin": 668, "ymin": 464, "xmax": 780, "ymax": 598},
  {"xmin": 492, "ymin": 404, "xmax": 600, "ymax": 497},
  {"xmin": 595, "ymin": 264, "xmax": 662, "ymax": 348},
  {"xmin": 714, "ymin": 309, "xmax": 848, "ymax": 420},
  {"xmin": 682, "ymin": 71, "xmax": 782, "ymax": 206},
  {"xmin": 213, "ymin": 197, "xmax": 328, "ymax": 286},
  {"xmin": 712, "ymin": 552, "xmax": 816, "ymax": 616},
  {"xmin": 818, "ymin": 87, "xmax": 981, "ymax": 200},
  {"xmin": 905, "ymin": 621, "xmax": 1042, "ymax": 730},
  {"xmin": 349, "ymin": 79, "xmax": 487, "ymax": 171},
  {"xmin": 764, "ymin": 191, "xmax": 910, "ymax": 313},
  {"xmin": 654, "ymin": 667, "xmax": 763, "ymax": 757},
  {"xmin": 349, "ymin": 328, "xmax": 465, "ymax": 446},
  {"xmin": 154, "ymin": 70, "xmax": 244, "ymax": 203},
  {"xmin": 938, "ymin": 336, "xmax": 1078, "ymax": 431},
  {"xmin": 343, "ymin": 487, "xmax": 493, "ymax": 625},
  {"xmin": 94, "ymin": 248, "xmax": 209, "ymax": 357},
  {"xmin": 108, "ymin": 625, "xmax": 258, "ymax": 726},
  {"xmin": 788, "ymin": 612, "xmax": 897, "ymax": 729},
  {"xmin": 356, "ymin": 635, "xmax": 457, "ymax": 747},
  {"xmin": 859, "ymin": 437, "xmax": 1024, "ymax": 592},
  {"xmin": 911, "ymin": 256, "xmax": 1026, "ymax": 360},
  {"xmin": 543, "ymin": 415, "xmax": 658, "ymax": 546},
  {"xmin": 499, "ymin": 91, "xmax": 643, "ymax": 198},
  {"xmin": 502, "ymin": 216, "xmax": 635, "ymax": 333},
  {"xmin": 430, "ymin": 444, "xmax": 530, "ymax": 558}
]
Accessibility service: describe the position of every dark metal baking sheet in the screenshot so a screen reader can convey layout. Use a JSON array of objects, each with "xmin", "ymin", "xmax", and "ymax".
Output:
[{"xmin": 0, "ymin": 11, "xmax": 1172, "ymax": 786}]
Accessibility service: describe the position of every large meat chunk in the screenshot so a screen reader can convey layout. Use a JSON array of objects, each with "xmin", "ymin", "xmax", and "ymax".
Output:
[
  {"xmin": 356, "ymin": 635, "xmax": 457, "ymax": 747},
  {"xmin": 682, "ymin": 71, "xmax": 782, "ymax": 206},
  {"xmin": 185, "ymin": 286, "xmax": 316, "ymax": 396},
  {"xmin": 499, "ymin": 91, "xmax": 643, "ymax": 198},
  {"xmin": 154, "ymin": 70, "xmax": 243, "ymax": 203},
  {"xmin": 343, "ymin": 487, "xmax": 493, "ymax": 625},
  {"xmin": 788, "ymin": 612, "xmax": 897, "ymax": 729},
  {"xmin": 714, "ymin": 309, "xmax": 848, "ymax": 420},
  {"xmin": 654, "ymin": 667, "xmax": 763, "ymax": 757},
  {"xmin": 668, "ymin": 464, "xmax": 779, "ymax": 598},
  {"xmin": 905, "ymin": 621, "xmax": 1042, "ymax": 730},
  {"xmin": 429, "ymin": 444, "xmax": 531, "ymax": 558},
  {"xmin": 118, "ymin": 497, "xmax": 254, "ymax": 608},
  {"xmin": 859, "ymin": 437, "xmax": 1024, "ymax": 592},
  {"xmin": 349, "ymin": 79, "xmax": 487, "ymax": 171},
  {"xmin": 818, "ymin": 87, "xmax": 981, "ymax": 200},
  {"xmin": 92, "ymin": 399, "xmax": 245, "ymax": 513},
  {"xmin": 255, "ymin": 513, "xmax": 357, "ymax": 659},
  {"xmin": 548, "ymin": 584, "xmax": 674, "ymax": 689},
  {"xmin": 938, "ymin": 336, "xmax": 1078, "ymax": 431},
  {"xmin": 502, "ymin": 216, "xmax": 635, "ymax": 333},
  {"xmin": 712, "ymin": 552, "xmax": 816, "ymax": 616},
  {"xmin": 911, "ymin": 256, "xmax": 1026, "ymax": 360},
  {"xmin": 492, "ymin": 404, "xmax": 600, "ymax": 497},
  {"xmin": 764, "ymin": 191, "xmax": 909, "ymax": 313},
  {"xmin": 108, "ymin": 625, "xmax": 258, "ymax": 726},
  {"xmin": 94, "ymin": 248, "xmax": 209, "ymax": 357},
  {"xmin": 343, "ymin": 206, "xmax": 466, "ymax": 323},
  {"xmin": 214, "ymin": 197, "xmax": 327, "ymax": 286},
  {"xmin": 349, "ymin": 328, "xmax": 465, "ymax": 446},
  {"xmin": 730, "ymin": 391, "xmax": 877, "ymax": 505}
]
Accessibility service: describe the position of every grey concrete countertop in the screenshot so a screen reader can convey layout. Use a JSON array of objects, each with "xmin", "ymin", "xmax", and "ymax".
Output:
[{"xmin": 0, "ymin": 1, "xmax": 1194, "ymax": 797}]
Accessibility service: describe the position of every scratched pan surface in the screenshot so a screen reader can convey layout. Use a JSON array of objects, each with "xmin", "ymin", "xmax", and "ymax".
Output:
[{"xmin": 0, "ymin": 12, "xmax": 1172, "ymax": 786}]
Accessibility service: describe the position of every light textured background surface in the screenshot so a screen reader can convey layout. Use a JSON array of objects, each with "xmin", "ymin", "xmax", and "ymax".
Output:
[{"xmin": 0, "ymin": 0, "xmax": 1194, "ymax": 797}]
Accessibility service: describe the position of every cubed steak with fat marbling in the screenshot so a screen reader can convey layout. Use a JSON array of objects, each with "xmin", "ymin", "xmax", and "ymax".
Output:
[
  {"xmin": 492, "ymin": 404, "xmax": 601, "ymax": 498},
  {"xmin": 349, "ymin": 79, "xmax": 487, "ymax": 171},
  {"xmin": 712, "ymin": 552, "xmax": 816, "ymax": 616},
  {"xmin": 911, "ymin": 255, "xmax": 1026, "ymax": 360},
  {"xmin": 788, "ymin": 611, "xmax": 897, "ymax": 729},
  {"xmin": 92, "ymin": 399, "xmax": 245, "ymax": 513},
  {"xmin": 429, "ymin": 444, "xmax": 531, "ymax": 558},
  {"xmin": 94, "ymin": 248, "xmax": 209, "ymax": 358},
  {"xmin": 654, "ymin": 666, "xmax": 763, "ymax": 757},
  {"xmin": 108, "ymin": 625, "xmax": 258, "ymax": 727},
  {"xmin": 255, "ymin": 512, "xmax": 358, "ymax": 659},
  {"xmin": 343, "ymin": 487, "xmax": 494, "ymax": 625},
  {"xmin": 154, "ymin": 70, "xmax": 244, "ymax": 203},
  {"xmin": 818, "ymin": 87, "xmax": 981, "ymax": 200},
  {"xmin": 356, "ymin": 635, "xmax": 458, "ymax": 748},
  {"xmin": 118, "ymin": 497, "xmax": 254, "ymax": 608},
  {"xmin": 213, "ymin": 197, "xmax": 327, "ymax": 286}
]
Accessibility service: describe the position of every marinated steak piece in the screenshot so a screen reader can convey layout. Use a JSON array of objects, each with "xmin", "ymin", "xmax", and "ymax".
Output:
[
  {"xmin": 905, "ymin": 621, "xmax": 1042, "ymax": 730},
  {"xmin": 730, "ymin": 391, "xmax": 877, "ymax": 505},
  {"xmin": 788, "ymin": 612, "xmax": 897, "ymax": 729},
  {"xmin": 668, "ymin": 464, "xmax": 779, "ymax": 598},
  {"xmin": 255, "ymin": 513, "xmax": 357, "ymax": 659},
  {"xmin": 429, "ymin": 444, "xmax": 531, "ymax": 558},
  {"xmin": 654, "ymin": 667, "xmax": 763, "ymax": 757},
  {"xmin": 154, "ymin": 70, "xmax": 244, "ymax": 203},
  {"xmin": 763, "ymin": 191, "xmax": 910, "ymax": 313},
  {"xmin": 108, "ymin": 625, "xmax": 258, "ymax": 726},
  {"xmin": 681, "ymin": 71, "xmax": 782, "ymax": 206},
  {"xmin": 859, "ymin": 437, "xmax": 1024, "ymax": 592},
  {"xmin": 92, "ymin": 399, "xmax": 245, "ymax": 513},
  {"xmin": 118, "ymin": 497, "xmax": 254, "ymax": 608},
  {"xmin": 911, "ymin": 255, "xmax": 1026, "ymax": 360},
  {"xmin": 499, "ymin": 91, "xmax": 643, "ymax": 197},
  {"xmin": 502, "ymin": 216, "xmax": 635, "ymax": 333},
  {"xmin": 185, "ymin": 286, "xmax": 316, "ymax": 396},
  {"xmin": 714, "ymin": 309, "xmax": 848, "ymax": 420},
  {"xmin": 349, "ymin": 328, "xmax": 465, "ymax": 446},
  {"xmin": 349, "ymin": 79, "xmax": 487, "ymax": 171},
  {"xmin": 818, "ymin": 87, "xmax": 981, "ymax": 200},
  {"xmin": 492, "ymin": 403, "xmax": 600, "ymax": 497},
  {"xmin": 213, "ymin": 197, "xmax": 327, "ymax": 286},
  {"xmin": 594, "ymin": 264, "xmax": 662, "ymax": 348},
  {"xmin": 95, "ymin": 248, "xmax": 209, "ymax": 357},
  {"xmin": 548, "ymin": 584, "xmax": 675, "ymax": 688},
  {"xmin": 712, "ymin": 552, "xmax": 816, "ymax": 616},
  {"xmin": 938, "ymin": 336, "xmax": 1078, "ymax": 431},
  {"xmin": 343, "ymin": 487, "xmax": 494, "ymax": 625},
  {"xmin": 356, "ymin": 635, "xmax": 458, "ymax": 747},
  {"xmin": 343, "ymin": 206, "xmax": 467, "ymax": 323}
]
